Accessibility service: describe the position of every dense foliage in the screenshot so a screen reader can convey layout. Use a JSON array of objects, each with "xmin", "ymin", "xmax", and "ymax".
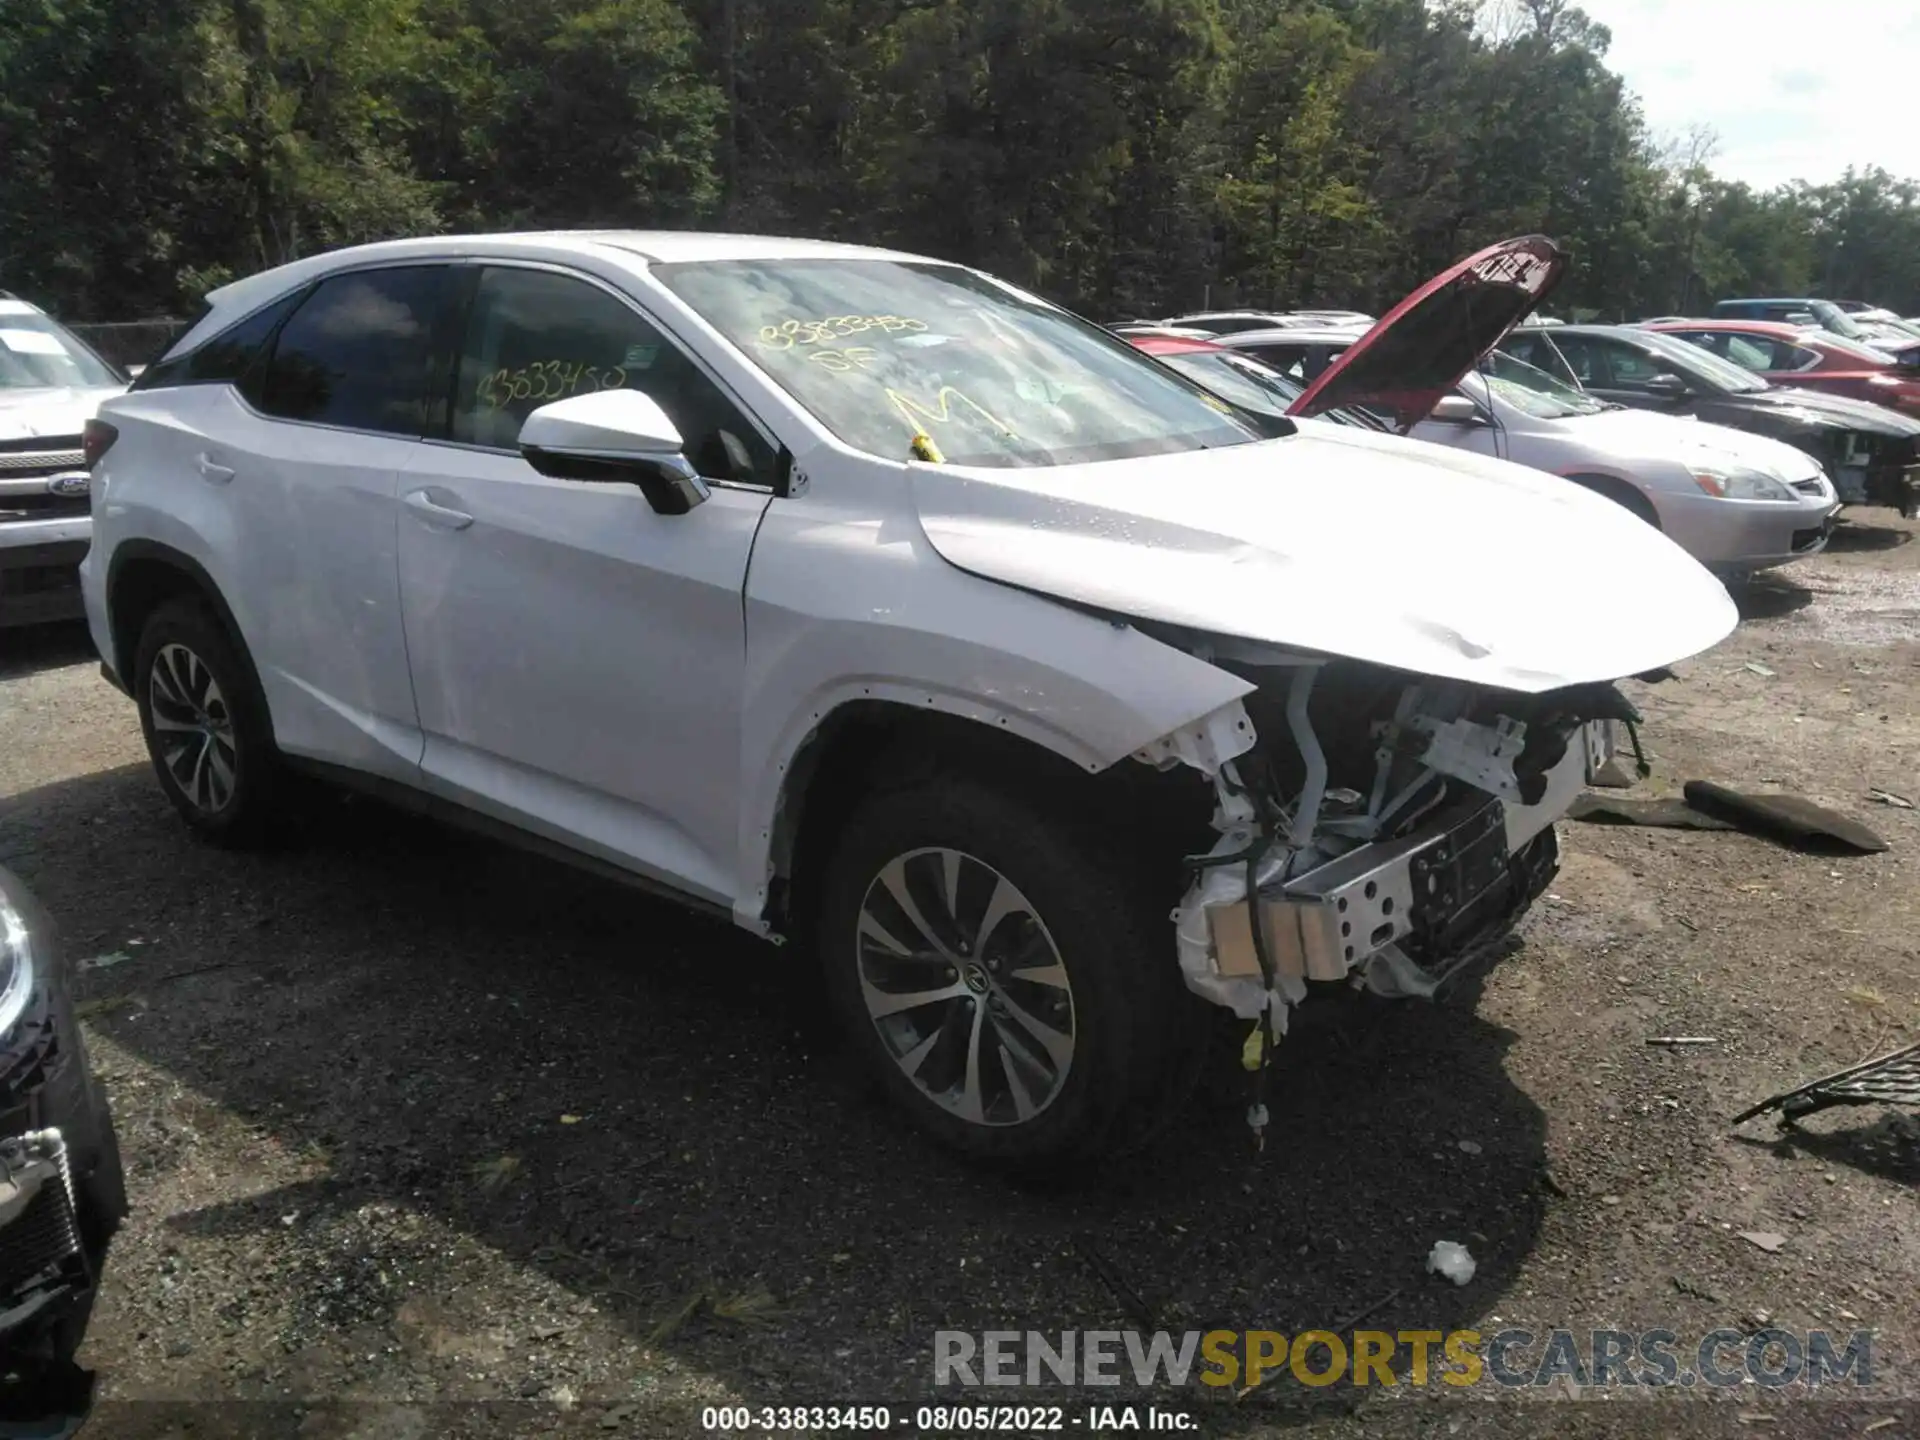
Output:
[{"xmin": 4, "ymin": 0, "xmax": 1917, "ymax": 323}]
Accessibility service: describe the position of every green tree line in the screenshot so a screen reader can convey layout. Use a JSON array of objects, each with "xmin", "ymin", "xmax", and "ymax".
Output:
[{"xmin": 4, "ymin": 0, "xmax": 1918, "ymax": 325}]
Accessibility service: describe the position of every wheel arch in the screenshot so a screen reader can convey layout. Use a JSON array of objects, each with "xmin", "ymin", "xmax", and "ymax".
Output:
[
  {"xmin": 761, "ymin": 698, "xmax": 1221, "ymax": 941},
  {"xmin": 105, "ymin": 541, "xmax": 267, "ymax": 720},
  {"xmin": 1562, "ymin": 471, "xmax": 1662, "ymax": 528}
]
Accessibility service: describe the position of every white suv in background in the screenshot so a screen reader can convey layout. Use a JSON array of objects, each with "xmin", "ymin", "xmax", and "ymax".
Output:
[
  {"xmin": 80, "ymin": 232, "xmax": 1735, "ymax": 1167},
  {"xmin": 0, "ymin": 294, "xmax": 125, "ymax": 627}
]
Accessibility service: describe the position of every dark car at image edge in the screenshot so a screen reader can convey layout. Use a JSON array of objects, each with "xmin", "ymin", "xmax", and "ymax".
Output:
[{"xmin": 0, "ymin": 867, "xmax": 126, "ymax": 1434}]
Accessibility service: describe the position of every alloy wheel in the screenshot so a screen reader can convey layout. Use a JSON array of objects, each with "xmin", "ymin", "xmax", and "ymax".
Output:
[
  {"xmin": 148, "ymin": 642, "xmax": 238, "ymax": 815},
  {"xmin": 854, "ymin": 847, "xmax": 1076, "ymax": 1126}
]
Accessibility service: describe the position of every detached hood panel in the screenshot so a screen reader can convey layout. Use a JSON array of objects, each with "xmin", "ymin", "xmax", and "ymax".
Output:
[{"xmin": 913, "ymin": 428, "xmax": 1737, "ymax": 695}]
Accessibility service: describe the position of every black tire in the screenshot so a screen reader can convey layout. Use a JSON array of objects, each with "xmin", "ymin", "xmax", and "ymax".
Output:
[
  {"xmin": 815, "ymin": 775, "xmax": 1208, "ymax": 1171},
  {"xmin": 132, "ymin": 597, "xmax": 281, "ymax": 846}
]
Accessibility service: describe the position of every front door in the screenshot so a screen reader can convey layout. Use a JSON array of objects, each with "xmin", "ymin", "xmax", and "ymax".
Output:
[{"xmin": 395, "ymin": 265, "xmax": 779, "ymax": 906}]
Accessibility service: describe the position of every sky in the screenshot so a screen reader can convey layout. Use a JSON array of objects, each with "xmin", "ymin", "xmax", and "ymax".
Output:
[{"xmin": 1578, "ymin": 0, "xmax": 1920, "ymax": 189}]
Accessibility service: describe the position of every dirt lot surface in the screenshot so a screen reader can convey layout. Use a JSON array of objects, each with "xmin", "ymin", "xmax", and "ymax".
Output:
[{"xmin": 1, "ymin": 514, "xmax": 1917, "ymax": 1440}]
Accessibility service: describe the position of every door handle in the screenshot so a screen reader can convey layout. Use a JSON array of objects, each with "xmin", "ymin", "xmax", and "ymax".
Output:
[
  {"xmin": 403, "ymin": 488, "xmax": 474, "ymax": 531},
  {"xmin": 195, "ymin": 453, "xmax": 235, "ymax": 485}
]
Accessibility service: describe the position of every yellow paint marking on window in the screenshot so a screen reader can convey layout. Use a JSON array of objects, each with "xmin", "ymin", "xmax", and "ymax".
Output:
[{"xmin": 885, "ymin": 386, "xmax": 1018, "ymax": 441}]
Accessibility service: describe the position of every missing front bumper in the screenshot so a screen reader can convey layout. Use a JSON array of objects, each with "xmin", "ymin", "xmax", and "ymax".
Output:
[{"xmin": 1202, "ymin": 719, "xmax": 1603, "ymax": 986}]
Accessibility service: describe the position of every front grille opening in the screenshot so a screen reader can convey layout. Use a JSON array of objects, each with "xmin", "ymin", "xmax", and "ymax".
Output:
[
  {"xmin": 0, "ymin": 564, "xmax": 81, "ymax": 597},
  {"xmin": 0, "ymin": 435, "xmax": 82, "ymax": 455},
  {"xmin": 0, "ymin": 493, "xmax": 88, "ymax": 523}
]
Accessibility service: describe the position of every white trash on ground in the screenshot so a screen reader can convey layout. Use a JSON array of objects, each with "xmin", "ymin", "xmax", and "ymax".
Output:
[{"xmin": 1426, "ymin": 1240, "xmax": 1477, "ymax": 1285}]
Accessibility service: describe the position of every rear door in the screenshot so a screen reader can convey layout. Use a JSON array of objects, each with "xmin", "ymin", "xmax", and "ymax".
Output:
[
  {"xmin": 394, "ymin": 263, "xmax": 777, "ymax": 905},
  {"xmin": 206, "ymin": 265, "xmax": 453, "ymax": 780}
]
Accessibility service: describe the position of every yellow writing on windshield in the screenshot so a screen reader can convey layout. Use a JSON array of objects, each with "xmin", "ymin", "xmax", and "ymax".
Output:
[
  {"xmin": 476, "ymin": 360, "xmax": 628, "ymax": 411},
  {"xmin": 886, "ymin": 386, "xmax": 1018, "ymax": 440},
  {"xmin": 759, "ymin": 316, "xmax": 928, "ymax": 350},
  {"xmin": 805, "ymin": 347, "xmax": 881, "ymax": 372}
]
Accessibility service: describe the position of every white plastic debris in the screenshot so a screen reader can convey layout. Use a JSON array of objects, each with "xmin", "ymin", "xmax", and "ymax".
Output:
[
  {"xmin": 1426, "ymin": 1241, "xmax": 1477, "ymax": 1286},
  {"xmin": 1362, "ymin": 943, "xmax": 1440, "ymax": 1000}
]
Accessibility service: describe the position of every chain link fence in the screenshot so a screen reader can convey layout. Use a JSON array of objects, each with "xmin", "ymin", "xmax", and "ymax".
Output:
[{"xmin": 68, "ymin": 319, "xmax": 190, "ymax": 372}]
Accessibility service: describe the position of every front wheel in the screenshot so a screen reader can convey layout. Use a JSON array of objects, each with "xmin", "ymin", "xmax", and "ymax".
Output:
[{"xmin": 816, "ymin": 777, "xmax": 1205, "ymax": 1170}]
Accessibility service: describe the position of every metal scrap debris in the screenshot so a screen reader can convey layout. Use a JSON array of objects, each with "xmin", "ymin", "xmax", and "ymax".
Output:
[
  {"xmin": 1732, "ymin": 1040, "xmax": 1920, "ymax": 1128},
  {"xmin": 1738, "ymin": 1230, "xmax": 1787, "ymax": 1254},
  {"xmin": 1867, "ymin": 788, "xmax": 1914, "ymax": 809}
]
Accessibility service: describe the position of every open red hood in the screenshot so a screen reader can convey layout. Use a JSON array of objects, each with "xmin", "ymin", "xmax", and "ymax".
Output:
[{"xmin": 1287, "ymin": 235, "xmax": 1568, "ymax": 431}]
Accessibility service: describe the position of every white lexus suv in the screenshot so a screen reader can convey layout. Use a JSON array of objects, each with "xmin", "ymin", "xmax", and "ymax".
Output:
[{"xmin": 80, "ymin": 232, "xmax": 1737, "ymax": 1167}]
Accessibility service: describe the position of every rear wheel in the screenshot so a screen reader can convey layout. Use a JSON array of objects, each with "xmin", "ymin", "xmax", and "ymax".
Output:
[
  {"xmin": 816, "ymin": 776, "xmax": 1206, "ymax": 1170},
  {"xmin": 133, "ymin": 599, "xmax": 282, "ymax": 846}
]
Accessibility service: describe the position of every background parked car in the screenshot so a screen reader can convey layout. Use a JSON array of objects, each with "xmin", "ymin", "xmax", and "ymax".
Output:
[
  {"xmin": 1644, "ymin": 319, "xmax": 1920, "ymax": 411},
  {"xmin": 0, "ymin": 293, "xmax": 128, "ymax": 627},
  {"xmin": 1158, "ymin": 310, "xmax": 1316, "ymax": 335},
  {"xmin": 1713, "ymin": 296, "xmax": 1920, "ymax": 360},
  {"xmin": 1217, "ymin": 317, "xmax": 1839, "ymax": 579},
  {"xmin": 1503, "ymin": 322, "xmax": 1920, "ymax": 516}
]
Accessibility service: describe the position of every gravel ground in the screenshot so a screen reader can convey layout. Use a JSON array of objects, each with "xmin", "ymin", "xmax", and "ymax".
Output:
[{"xmin": 1, "ymin": 514, "xmax": 1916, "ymax": 1440}]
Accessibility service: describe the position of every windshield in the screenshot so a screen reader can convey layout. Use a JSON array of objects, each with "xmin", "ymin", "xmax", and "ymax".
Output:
[
  {"xmin": 0, "ymin": 308, "xmax": 121, "ymax": 390},
  {"xmin": 1637, "ymin": 330, "xmax": 1768, "ymax": 392},
  {"xmin": 654, "ymin": 259, "xmax": 1259, "ymax": 467},
  {"xmin": 1157, "ymin": 350, "xmax": 1380, "ymax": 430},
  {"xmin": 1479, "ymin": 349, "xmax": 1607, "ymax": 417},
  {"xmin": 1810, "ymin": 301, "xmax": 1869, "ymax": 340}
]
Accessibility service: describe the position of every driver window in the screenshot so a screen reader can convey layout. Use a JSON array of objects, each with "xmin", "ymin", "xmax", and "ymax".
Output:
[
  {"xmin": 1547, "ymin": 334, "xmax": 1603, "ymax": 385},
  {"xmin": 1599, "ymin": 341, "xmax": 1665, "ymax": 388},
  {"xmin": 450, "ymin": 267, "xmax": 775, "ymax": 485}
]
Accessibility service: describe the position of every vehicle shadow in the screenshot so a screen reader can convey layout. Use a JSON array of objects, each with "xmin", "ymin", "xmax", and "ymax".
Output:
[
  {"xmin": 2, "ymin": 765, "xmax": 1551, "ymax": 1431},
  {"xmin": 1826, "ymin": 519, "xmax": 1913, "ymax": 554},
  {"xmin": 1733, "ymin": 576, "xmax": 1815, "ymax": 621},
  {"xmin": 0, "ymin": 619, "xmax": 96, "ymax": 681}
]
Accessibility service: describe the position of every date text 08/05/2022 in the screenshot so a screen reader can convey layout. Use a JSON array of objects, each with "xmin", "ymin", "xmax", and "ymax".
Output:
[{"xmin": 701, "ymin": 1404, "xmax": 1195, "ymax": 1432}]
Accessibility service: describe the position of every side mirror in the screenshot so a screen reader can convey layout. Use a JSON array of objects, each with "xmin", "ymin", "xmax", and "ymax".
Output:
[
  {"xmin": 518, "ymin": 390, "xmax": 710, "ymax": 516},
  {"xmin": 1645, "ymin": 373, "xmax": 1690, "ymax": 399},
  {"xmin": 1429, "ymin": 395, "xmax": 1481, "ymax": 424}
]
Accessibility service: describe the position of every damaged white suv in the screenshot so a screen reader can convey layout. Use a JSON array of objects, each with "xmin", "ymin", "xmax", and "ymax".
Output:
[{"xmin": 79, "ymin": 233, "xmax": 1736, "ymax": 1165}]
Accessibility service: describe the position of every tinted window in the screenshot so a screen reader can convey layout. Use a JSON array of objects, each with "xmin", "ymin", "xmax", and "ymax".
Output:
[
  {"xmin": 450, "ymin": 267, "xmax": 776, "ymax": 485},
  {"xmin": 1596, "ymin": 339, "xmax": 1665, "ymax": 386},
  {"xmin": 258, "ymin": 267, "xmax": 449, "ymax": 435},
  {"xmin": 1545, "ymin": 333, "xmax": 1603, "ymax": 385},
  {"xmin": 134, "ymin": 288, "xmax": 307, "ymax": 395},
  {"xmin": 1234, "ymin": 343, "xmax": 1312, "ymax": 380}
]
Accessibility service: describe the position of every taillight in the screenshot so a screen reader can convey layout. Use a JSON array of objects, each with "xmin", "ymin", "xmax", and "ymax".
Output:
[{"xmin": 81, "ymin": 419, "xmax": 118, "ymax": 468}]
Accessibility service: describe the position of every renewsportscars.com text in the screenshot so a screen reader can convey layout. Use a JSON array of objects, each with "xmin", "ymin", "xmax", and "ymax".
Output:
[{"xmin": 933, "ymin": 1328, "xmax": 1876, "ymax": 1390}]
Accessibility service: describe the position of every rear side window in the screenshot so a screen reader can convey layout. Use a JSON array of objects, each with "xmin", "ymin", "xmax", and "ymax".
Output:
[
  {"xmin": 133, "ymin": 289, "xmax": 305, "ymax": 394},
  {"xmin": 257, "ymin": 267, "xmax": 451, "ymax": 436}
]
